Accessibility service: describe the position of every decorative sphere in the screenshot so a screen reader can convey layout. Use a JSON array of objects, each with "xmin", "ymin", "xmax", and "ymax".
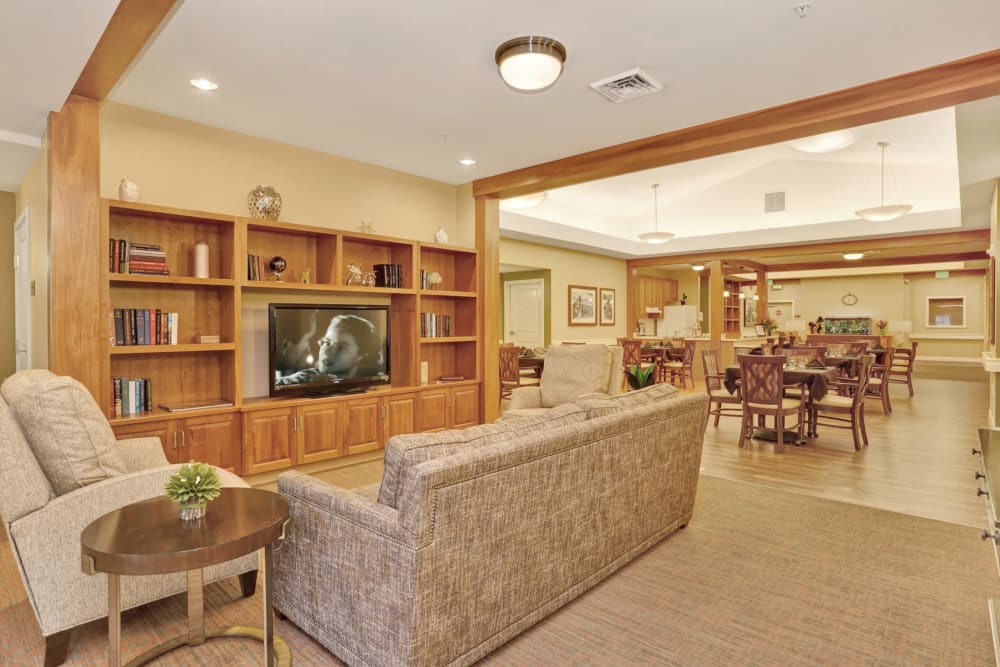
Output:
[
  {"xmin": 268, "ymin": 256, "xmax": 287, "ymax": 274},
  {"xmin": 248, "ymin": 185, "xmax": 282, "ymax": 220}
]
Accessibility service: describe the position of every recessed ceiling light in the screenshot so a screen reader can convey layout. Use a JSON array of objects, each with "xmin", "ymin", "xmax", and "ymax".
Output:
[
  {"xmin": 458, "ymin": 158, "xmax": 477, "ymax": 166},
  {"xmin": 189, "ymin": 78, "xmax": 218, "ymax": 91},
  {"xmin": 504, "ymin": 192, "xmax": 547, "ymax": 209},
  {"xmin": 843, "ymin": 252, "xmax": 865, "ymax": 260}
]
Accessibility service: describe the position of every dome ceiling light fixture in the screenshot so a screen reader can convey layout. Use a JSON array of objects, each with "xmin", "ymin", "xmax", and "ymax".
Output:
[
  {"xmin": 843, "ymin": 252, "xmax": 865, "ymax": 260},
  {"xmin": 504, "ymin": 192, "xmax": 547, "ymax": 209},
  {"xmin": 788, "ymin": 128, "xmax": 862, "ymax": 154},
  {"xmin": 691, "ymin": 263, "xmax": 705, "ymax": 272},
  {"xmin": 495, "ymin": 36, "xmax": 567, "ymax": 93},
  {"xmin": 855, "ymin": 141, "xmax": 913, "ymax": 222},
  {"xmin": 637, "ymin": 183, "xmax": 674, "ymax": 244}
]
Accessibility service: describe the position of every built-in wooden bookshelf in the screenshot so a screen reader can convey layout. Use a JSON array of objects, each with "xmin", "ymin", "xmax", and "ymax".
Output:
[
  {"xmin": 723, "ymin": 279, "xmax": 741, "ymax": 334},
  {"xmin": 101, "ymin": 199, "xmax": 482, "ymax": 474}
]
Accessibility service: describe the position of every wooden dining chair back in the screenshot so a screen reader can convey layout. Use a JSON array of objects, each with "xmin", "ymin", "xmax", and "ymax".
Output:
[
  {"xmin": 847, "ymin": 341, "xmax": 870, "ymax": 355},
  {"xmin": 702, "ymin": 348, "xmax": 741, "ymax": 427},
  {"xmin": 659, "ymin": 339, "xmax": 695, "ymax": 388},
  {"xmin": 809, "ymin": 354, "xmax": 874, "ymax": 450},
  {"xmin": 788, "ymin": 345, "xmax": 827, "ymax": 363},
  {"xmin": 866, "ymin": 346, "xmax": 894, "ymax": 414},
  {"xmin": 618, "ymin": 337, "xmax": 653, "ymax": 390},
  {"xmin": 887, "ymin": 340, "xmax": 918, "ymax": 396},
  {"xmin": 499, "ymin": 344, "xmax": 521, "ymax": 404},
  {"xmin": 736, "ymin": 354, "xmax": 804, "ymax": 454}
]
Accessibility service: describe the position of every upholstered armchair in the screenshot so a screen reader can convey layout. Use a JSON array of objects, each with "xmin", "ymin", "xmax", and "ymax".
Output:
[
  {"xmin": 0, "ymin": 370, "xmax": 257, "ymax": 666},
  {"xmin": 503, "ymin": 344, "xmax": 623, "ymax": 418}
]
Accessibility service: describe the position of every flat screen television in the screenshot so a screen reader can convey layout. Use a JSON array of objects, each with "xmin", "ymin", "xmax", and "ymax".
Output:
[{"xmin": 268, "ymin": 303, "xmax": 390, "ymax": 398}]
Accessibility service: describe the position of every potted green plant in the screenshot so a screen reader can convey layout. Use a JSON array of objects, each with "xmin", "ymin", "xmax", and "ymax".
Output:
[
  {"xmin": 165, "ymin": 461, "xmax": 222, "ymax": 521},
  {"xmin": 625, "ymin": 364, "xmax": 656, "ymax": 390}
]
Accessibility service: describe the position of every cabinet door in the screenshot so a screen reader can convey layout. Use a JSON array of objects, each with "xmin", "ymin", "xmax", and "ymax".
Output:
[
  {"xmin": 298, "ymin": 402, "xmax": 343, "ymax": 464},
  {"xmin": 662, "ymin": 278, "xmax": 678, "ymax": 304},
  {"xmin": 113, "ymin": 420, "xmax": 178, "ymax": 463},
  {"xmin": 450, "ymin": 386, "xmax": 480, "ymax": 428},
  {"xmin": 243, "ymin": 407, "xmax": 296, "ymax": 474},
  {"xmin": 417, "ymin": 388, "xmax": 450, "ymax": 432},
  {"xmin": 180, "ymin": 413, "xmax": 242, "ymax": 474},
  {"xmin": 383, "ymin": 392, "xmax": 417, "ymax": 441},
  {"xmin": 342, "ymin": 396, "xmax": 382, "ymax": 456}
]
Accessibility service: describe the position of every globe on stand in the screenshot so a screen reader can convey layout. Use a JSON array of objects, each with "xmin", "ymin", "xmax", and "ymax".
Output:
[{"xmin": 269, "ymin": 256, "xmax": 288, "ymax": 282}]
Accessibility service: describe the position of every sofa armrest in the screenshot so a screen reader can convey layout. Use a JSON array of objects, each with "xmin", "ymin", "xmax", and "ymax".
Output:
[
  {"xmin": 277, "ymin": 471, "xmax": 415, "ymax": 546},
  {"xmin": 508, "ymin": 386, "xmax": 542, "ymax": 410},
  {"xmin": 577, "ymin": 391, "xmax": 612, "ymax": 401},
  {"xmin": 115, "ymin": 437, "xmax": 170, "ymax": 472}
]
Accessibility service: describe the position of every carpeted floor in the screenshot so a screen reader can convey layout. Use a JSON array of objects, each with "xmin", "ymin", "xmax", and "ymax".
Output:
[{"xmin": 3, "ymin": 475, "xmax": 998, "ymax": 665}]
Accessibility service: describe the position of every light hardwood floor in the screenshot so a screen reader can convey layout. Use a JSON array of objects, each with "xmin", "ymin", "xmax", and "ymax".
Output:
[{"xmin": 253, "ymin": 373, "xmax": 989, "ymax": 528}]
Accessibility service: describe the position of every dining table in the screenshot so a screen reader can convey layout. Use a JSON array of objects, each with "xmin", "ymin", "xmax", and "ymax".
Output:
[
  {"xmin": 518, "ymin": 354, "xmax": 544, "ymax": 378},
  {"xmin": 639, "ymin": 345, "xmax": 682, "ymax": 363},
  {"xmin": 724, "ymin": 364, "xmax": 840, "ymax": 441}
]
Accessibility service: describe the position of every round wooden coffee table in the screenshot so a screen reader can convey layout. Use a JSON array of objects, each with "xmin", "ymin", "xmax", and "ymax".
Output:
[{"xmin": 81, "ymin": 487, "xmax": 291, "ymax": 667}]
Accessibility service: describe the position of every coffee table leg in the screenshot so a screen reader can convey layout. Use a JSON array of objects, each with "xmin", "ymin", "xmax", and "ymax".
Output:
[
  {"xmin": 108, "ymin": 573, "xmax": 120, "ymax": 667},
  {"xmin": 187, "ymin": 568, "xmax": 205, "ymax": 646},
  {"xmin": 263, "ymin": 546, "xmax": 274, "ymax": 667}
]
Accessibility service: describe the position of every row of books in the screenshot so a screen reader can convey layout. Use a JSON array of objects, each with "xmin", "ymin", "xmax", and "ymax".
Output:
[
  {"xmin": 111, "ymin": 309, "xmax": 179, "ymax": 346},
  {"xmin": 373, "ymin": 264, "xmax": 403, "ymax": 288},
  {"xmin": 111, "ymin": 377, "xmax": 152, "ymax": 416},
  {"xmin": 247, "ymin": 253, "xmax": 266, "ymax": 280},
  {"xmin": 420, "ymin": 313, "xmax": 452, "ymax": 338},
  {"xmin": 109, "ymin": 239, "xmax": 170, "ymax": 275}
]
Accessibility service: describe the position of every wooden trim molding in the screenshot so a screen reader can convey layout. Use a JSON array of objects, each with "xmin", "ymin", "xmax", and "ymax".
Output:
[
  {"xmin": 477, "ymin": 195, "xmax": 501, "ymax": 422},
  {"xmin": 473, "ymin": 48, "xmax": 1000, "ymax": 199},
  {"xmin": 72, "ymin": 0, "xmax": 180, "ymax": 100}
]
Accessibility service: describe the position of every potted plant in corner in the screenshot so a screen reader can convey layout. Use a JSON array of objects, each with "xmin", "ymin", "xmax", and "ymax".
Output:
[
  {"xmin": 625, "ymin": 363, "xmax": 657, "ymax": 390},
  {"xmin": 165, "ymin": 461, "xmax": 222, "ymax": 521}
]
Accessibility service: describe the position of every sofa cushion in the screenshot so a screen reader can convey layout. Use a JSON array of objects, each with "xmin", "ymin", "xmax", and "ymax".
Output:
[
  {"xmin": 0, "ymin": 397, "xmax": 54, "ymax": 522},
  {"xmin": 378, "ymin": 402, "xmax": 588, "ymax": 508},
  {"xmin": 539, "ymin": 345, "xmax": 612, "ymax": 408},
  {"xmin": 1, "ymin": 370, "xmax": 126, "ymax": 496}
]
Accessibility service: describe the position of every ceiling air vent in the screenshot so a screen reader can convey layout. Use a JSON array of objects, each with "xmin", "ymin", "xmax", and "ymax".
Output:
[
  {"xmin": 764, "ymin": 191, "xmax": 786, "ymax": 213},
  {"xmin": 589, "ymin": 68, "xmax": 663, "ymax": 104}
]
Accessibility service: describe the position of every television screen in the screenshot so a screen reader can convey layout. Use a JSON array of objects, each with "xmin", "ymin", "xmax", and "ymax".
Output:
[{"xmin": 268, "ymin": 303, "xmax": 390, "ymax": 397}]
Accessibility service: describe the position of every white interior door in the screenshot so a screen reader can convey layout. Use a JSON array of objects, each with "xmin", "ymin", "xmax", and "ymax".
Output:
[
  {"xmin": 14, "ymin": 208, "xmax": 31, "ymax": 370},
  {"xmin": 504, "ymin": 279, "xmax": 544, "ymax": 349}
]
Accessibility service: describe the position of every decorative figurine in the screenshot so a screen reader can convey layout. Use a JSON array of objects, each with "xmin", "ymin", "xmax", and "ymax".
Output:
[
  {"xmin": 119, "ymin": 179, "xmax": 141, "ymax": 202},
  {"xmin": 434, "ymin": 227, "xmax": 449, "ymax": 244},
  {"xmin": 268, "ymin": 256, "xmax": 287, "ymax": 281},
  {"xmin": 359, "ymin": 220, "xmax": 374, "ymax": 233},
  {"xmin": 346, "ymin": 261, "xmax": 362, "ymax": 286},
  {"xmin": 361, "ymin": 271, "xmax": 376, "ymax": 287}
]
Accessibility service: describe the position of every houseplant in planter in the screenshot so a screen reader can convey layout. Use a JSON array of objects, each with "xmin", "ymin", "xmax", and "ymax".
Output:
[
  {"xmin": 165, "ymin": 461, "xmax": 222, "ymax": 521},
  {"xmin": 625, "ymin": 364, "xmax": 657, "ymax": 390}
]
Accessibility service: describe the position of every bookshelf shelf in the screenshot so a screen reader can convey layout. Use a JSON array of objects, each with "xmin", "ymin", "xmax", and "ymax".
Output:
[
  {"xmin": 109, "ymin": 275, "xmax": 234, "ymax": 287},
  {"xmin": 419, "ymin": 336, "xmax": 478, "ymax": 344},
  {"xmin": 109, "ymin": 343, "xmax": 237, "ymax": 355}
]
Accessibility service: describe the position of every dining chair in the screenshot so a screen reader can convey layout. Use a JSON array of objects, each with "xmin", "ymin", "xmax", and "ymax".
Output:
[
  {"xmin": 499, "ymin": 344, "xmax": 538, "ymax": 405},
  {"xmin": 887, "ymin": 340, "xmax": 918, "ymax": 396},
  {"xmin": 847, "ymin": 341, "xmax": 870, "ymax": 355},
  {"xmin": 617, "ymin": 337, "xmax": 655, "ymax": 391},
  {"xmin": 788, "ymin": 345, "xmax": 827, "ymax": 363},
  {"xmin": 808, "ymin": 354, "xmax": 874, "ymax": 450},
  {"xmin": 866, "ymin": 346, "xmax": 895, "ymax": 414},
  {"xmin": 736, "ymin": 354, "xmax": 805, "ymax": 454},
  {"xmin": 702, "ymin": 348, "xmax": 741, "ymax": 427},
  {"xmin": 658, "ymin": 339, "xmax": 695, "ymax": 388}
]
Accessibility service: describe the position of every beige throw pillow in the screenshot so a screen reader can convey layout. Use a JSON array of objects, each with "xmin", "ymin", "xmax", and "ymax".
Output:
[{"xmin": 1, "ymin": 370, "xmax": 126, "ymax": 495}]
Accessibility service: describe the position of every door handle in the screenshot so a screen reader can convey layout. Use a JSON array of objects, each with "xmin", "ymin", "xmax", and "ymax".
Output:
[
  {"xmin": 180, "ymin": 431, "xmax": 186, "ymax": 451},
  {"xmin": 171, "ymin": 432, "xmax": 178, "ymax": 450}
]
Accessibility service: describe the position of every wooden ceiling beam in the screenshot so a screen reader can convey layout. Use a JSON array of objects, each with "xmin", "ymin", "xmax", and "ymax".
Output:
[
  {"xmin": 767, "ymin": 252, "xmax": 985, "ymax": 272},
  {"xmin": 474, "ymin": 48, "xmax": 1000, "ymax": 199},
  {"xmin": 71, "ymin": 0, "xmax": 179, "ymax": 101}
]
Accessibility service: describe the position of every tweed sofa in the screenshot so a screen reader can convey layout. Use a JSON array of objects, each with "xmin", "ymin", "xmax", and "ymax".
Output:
[
  {"xmin": 274, "ymin": 383, "xmax": 708, "ymax": 666},
  {"xmin": 0, "ymin": 370, "xmax": 258, "ymax": 665}
]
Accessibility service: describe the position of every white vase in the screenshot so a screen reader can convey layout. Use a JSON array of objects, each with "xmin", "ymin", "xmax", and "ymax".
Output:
[
  {"xmin": 119, "ymin": 179, "xmax": 140, "ymax": 202},
  {"xmin": 434, "ymin": 227, "xmax": 448, "ymax": 243}
]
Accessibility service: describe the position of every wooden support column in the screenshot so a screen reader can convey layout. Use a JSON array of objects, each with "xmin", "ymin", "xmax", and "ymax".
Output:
[
  {"xmin": 48, "ymin": 95, "xmax": 104, "ymax": 398},
  {"xmin": 756, "ymin": 271, "xmax": 768, "ymax": 327},
  {"xmin": 708, "ymin": 260, "xmax": 724, "ymax": 343},
  {"xmin": 477, "ymin": 195, "xmax": 500, "ymax": 422}
]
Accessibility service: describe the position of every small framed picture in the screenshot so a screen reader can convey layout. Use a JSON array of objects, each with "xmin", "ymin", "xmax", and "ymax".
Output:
[
  {"xmin": 754, "ymin": 324, "xmax": 767, "ymax": 336},
  {"xmin": 568, "ymin": 285, "xmax": 598, "ymax": 326},
  {"xmin": 599, "ymin": 288, "xmax": 616, "ymax": 326}
]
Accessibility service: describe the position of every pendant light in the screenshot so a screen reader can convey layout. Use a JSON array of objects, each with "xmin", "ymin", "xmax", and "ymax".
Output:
[
  {"xmin": 638, "ymin": 183, "xmax": 674, "ymax": 244},
  {"xmin": 855, "ymin": 141, "xmax": 912, "ymax": 222}
]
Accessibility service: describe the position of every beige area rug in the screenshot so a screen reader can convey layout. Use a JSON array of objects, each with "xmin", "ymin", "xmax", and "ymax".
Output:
[{"xmin": 2, "ymin": 475, "xmax": 997, "ymax": 665}]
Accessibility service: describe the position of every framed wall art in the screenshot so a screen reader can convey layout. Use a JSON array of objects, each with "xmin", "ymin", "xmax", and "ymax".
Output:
[
  {"xmin": 568, "ymin": 285, "xmax": 598, "ymax": 326},
  {"xmin": 599, "ymin": 288, "xmax": 616, "ymax": 326}
]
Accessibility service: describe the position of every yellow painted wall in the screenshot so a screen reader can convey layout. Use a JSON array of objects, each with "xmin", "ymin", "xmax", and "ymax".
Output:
[
  {"xmin": 100, "ymin": 103, "xmax": 464, "ymax": 245},
  {"xmin": 13, "ymin": 146, "xmax": 49, "ymax": 370},
  {"xmin": 0, "ymin": 191, "xmax": 15, "ymax": 379},
  {"xmin": 500, "ymin": 238, "xmax": 627, "ymax": 343}
]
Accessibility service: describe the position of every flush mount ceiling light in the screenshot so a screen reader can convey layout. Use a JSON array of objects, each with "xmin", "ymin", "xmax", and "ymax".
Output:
[
  {"xmin": 691, "ymin": 263, "xmax": 705, "ymax": 272},
  {"xmin": 788, "ymin": 128, "xmax": 861, "ymax": 154},
  {"xmin": 504, "ymin": 192, "xmax": 547, "ymax": 209},
  {"xmin": 495, "ymin": 36, "xmax": 566, "ymax": 93},
  {"xmin": 189, "ymin": 78, "xmax": 218, "ymax": 91},
  {"xmin": 843, "ymin": 252, "xmax": 865, "ymax": 261},
  {"xmin": 855, "ymin": 141, "xmax": 912, "ymax": 222},
  {"xmin": 637, "ymin": 183, "xmax": 674, "ymax": 244},
  {"xmin": 458, "ymin": 158, "xmax": 477, "ymax": 166}
]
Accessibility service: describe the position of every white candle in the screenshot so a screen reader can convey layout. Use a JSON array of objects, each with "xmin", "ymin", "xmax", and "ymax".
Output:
[{"xmin": 194, "ymin": 241, "xmax": 210, "ymax": 278}]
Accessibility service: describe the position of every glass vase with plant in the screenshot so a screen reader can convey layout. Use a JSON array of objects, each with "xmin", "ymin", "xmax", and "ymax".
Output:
[{"xmin": 165, "ymin": 461, "xmax": 222, "ymax": 521}]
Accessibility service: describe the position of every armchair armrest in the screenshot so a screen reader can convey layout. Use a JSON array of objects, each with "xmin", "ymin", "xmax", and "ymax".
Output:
[
  {"xmin": 577, "ymin": 391, "xmax": 612, "ymax": 401},
  {"xmin": 115, "ymin": 436, "xmax": 169, "ymax": 473},
  {"xmin": 508, "ymin": 386, "xmax": 542, "ymax": 410}
]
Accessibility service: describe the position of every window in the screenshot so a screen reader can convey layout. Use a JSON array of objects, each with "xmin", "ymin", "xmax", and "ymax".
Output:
[{"xmin": 926, "ymin": 296, "xmax": 965, "ymax": 328}]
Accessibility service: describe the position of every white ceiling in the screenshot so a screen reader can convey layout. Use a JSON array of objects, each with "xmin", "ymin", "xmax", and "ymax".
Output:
[{"xmin": 3, "ymin": 1, "xmax": 999, "ymax": 258}]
